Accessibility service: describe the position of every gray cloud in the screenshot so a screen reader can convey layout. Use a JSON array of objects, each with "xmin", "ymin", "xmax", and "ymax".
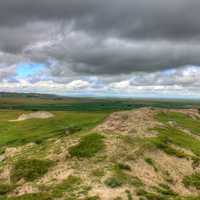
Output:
[
  {"xmin": 1, "ymin": 0, "xmax": 200, "ymax": 40},
  {"xmin": 1, "ymin": 0, "xmax": 200, "ymax": 76}
]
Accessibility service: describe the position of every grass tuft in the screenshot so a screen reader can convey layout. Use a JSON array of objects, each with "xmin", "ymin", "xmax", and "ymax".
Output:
[
  {"xmin": 144, "ymin": 157, "xmax": 158, "ymax": 171},
  {"xmin": 0, "ymin": 183, "xmax": 14, "ymax": 196},
  {"xmin": 104, "ymin": 177, "xmax": 123, "ymax": 188},
  {"xmin": 69, "ymin": 133, "xmax": 104, "ymax": 158},
  {"xmin": 51, "ymin": 176, "xmax": 82, "ymax": 198},
  {"xmin": 11, "ymin": 159, "xmax": 54, "ymax": 182},
  {"xmin": 183, "ymin": 173, "xmax": 200, "ymax": 189}
]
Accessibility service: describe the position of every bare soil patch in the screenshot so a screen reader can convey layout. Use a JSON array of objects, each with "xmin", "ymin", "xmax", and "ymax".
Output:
[
  {"xmin": 95, "ymin": 108, "xmax": 159, "ymax": 137},
  {"xmin": 9, "ymin": 111, "xmax": 54, "ymax": 122}
]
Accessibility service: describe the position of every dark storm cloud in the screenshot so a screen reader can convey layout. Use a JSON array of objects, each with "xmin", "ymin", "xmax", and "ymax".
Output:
[
  {"xmin": 1, "ymin": 0, "xmax": 200, "ymax": 40},
  {"xmin": 1, "ymin": 0, "xmax": 200, "ymax": 75}
]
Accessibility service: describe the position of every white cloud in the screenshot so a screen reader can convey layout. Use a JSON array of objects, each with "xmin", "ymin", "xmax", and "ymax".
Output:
[
  {"xmin": 1, "ymin": 65, "xmax": 200, "ymax": 98},
  {"xmin": 0, "ymin": 79, "xmax": 92, "ymax": 94}
]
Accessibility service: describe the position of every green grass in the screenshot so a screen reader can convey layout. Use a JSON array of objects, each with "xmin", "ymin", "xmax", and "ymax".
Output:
[
  {"xmin": 113, "ymin": 164, "xmax": 143, "ymax": 187},
  {"xmin": 0, "ymin": 183, "xmax": 14, "ymax": 196},
  {"xmin": 125, "ymin": 190, "xmax": 133, "ymax": 200},
  {"xmin": 105, "ymin": 163, "xmax": 143, "ymax": 188},
  {"xmin": 51, "ymin": 176, "xmax": 82, "ymax": 198},
  {"xmin": 137, "ymin": 188, "xmax": 165, "ymax": 200},
  {"xmin": 137, "ymin": 185, "xmax": 177, "ymax": 200},
  {"xmin": 156, "ymin": 112, "xmax": 200, "ymax": 136},
  {"xmin": 104, "ymin": 177, "xmax": 123, "ymax": 188},
  {"xmin": 0, "ymin": 193, "xmax": 52, "ymax": 200},
  {"xmin": 144, "ymin": 157, "xmax": 158, "ymax": 171},
  {"xmin": 116, "ymin": 163, "xmax": 131, "ymax": 171},
  {"xmin": 0, "ymin": 95, "xmax": 199, "ymax": 112},
  {"xmin": 154, "ymin": 184, "xmax": 177, "ymax": 196},
  {"xmin": 69, "ymin": 133, "xmax": 105, "ymax": 158},
  {"xmin": 183, "ymin": 173, "xmax": 200, "ymax": 189},
  {"xmin": 11, "ymin": 159, "xmax": 54, "ymax": 182},
  {"xmin": 150, "ymin": 125, "xmax": 200, "ymax": 157},
  {"xmin": 0, "ymin": 110, "xmax": 107, "ymax": 150}
]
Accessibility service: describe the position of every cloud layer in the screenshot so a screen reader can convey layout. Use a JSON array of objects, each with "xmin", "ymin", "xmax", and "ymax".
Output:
[{"xmin": 0, "ymin": 0, "xmax": 200, "ymax": 98}]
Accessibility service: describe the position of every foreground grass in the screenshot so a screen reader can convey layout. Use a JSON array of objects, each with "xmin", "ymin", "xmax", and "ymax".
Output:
[
  {"xmin": 51, "ymin": 175, "xmax": 92, "ymax": 199},
  {"xmin": 156, "ymin": 112, "xmax": 200, "ymax": 136},
  {"xmin": 150, "ymin": 126, "xmax": 200, "ymax": 157},
  {"xmin": 11, "ymin": 159, "xmax": 54, "ymax": 182},
  {"xmin": 104, "ymin": 163, "xmax": 143, "ymax": 189},
  {"xmin": 69, "ymin": 133, "xmax": 105, "ymax": 158},
  {"xmin": 183, "ymin": 173, "xmax": 200, "ymax": 189},
  {"xmin": 0, "ymin": 110, "xmax": 108, "ymax": 150},
  {"xmin": 152, "ymin": 112, "xmax": 200, "ymax": 157},
  {"xmin": 0, "ymin": 183, "xmax": 14, "ymax": 196}
]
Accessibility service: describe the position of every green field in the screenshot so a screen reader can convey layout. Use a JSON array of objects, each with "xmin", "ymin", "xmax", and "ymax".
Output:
[
  {"xmin": 0, "ymin": 94, "xmax": 199, "ymax": 111},
  {"xmin": 0, "ymin": 110, "xmax": 108, "ymax": 150}
]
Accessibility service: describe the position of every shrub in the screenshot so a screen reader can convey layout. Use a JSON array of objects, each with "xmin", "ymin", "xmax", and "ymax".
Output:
[
  {"xmin": 104, "ymin": 177, "xmax": 123, "ymax": 188},
  {"xmin": 11, "ymin": 159, "xmax": 54, "ymax": 182},
  {"xmin": 117, "ymin": 163, "xmax": 131, "ymax": 171},
  {"xmin": 64, "ymin": 126, "xmax": 82, "ymax": 135},
  {"xmin": 144, "ymin": 158, "xmax": 158, "ymax": 171},
  {"xmin": 69, "ymin": 133, "xmax": 104, "ymax": 158},
  {"xmin": 0, "ymin": 183, "xmax": 13, "ymax": 195}
]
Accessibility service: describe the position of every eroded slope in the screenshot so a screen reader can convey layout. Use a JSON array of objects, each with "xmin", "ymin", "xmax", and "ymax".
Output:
[{"xmin": 0, "ymin": 108, "xmax": 200, "ymax": 200}]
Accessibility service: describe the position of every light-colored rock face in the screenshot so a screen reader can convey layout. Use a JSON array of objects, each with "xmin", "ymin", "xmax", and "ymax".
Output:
[
  {"xmin": 95, "ymin": 108, "xmax": 159, "ymax": 137},
  {"xmin": 9, "ymin": 111, "xmax": 54, "ymax": 122},
  {"xmin": 95, "ymin": 108, "xmax": 200, "ymax": 137}
]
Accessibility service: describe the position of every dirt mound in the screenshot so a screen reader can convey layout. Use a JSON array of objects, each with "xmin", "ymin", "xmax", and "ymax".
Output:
[
  {"xmin": 10, "ymin": 111, "xmax": 54, "ymax": 122},
  {"xmin": 95, "ymin": 108, "xmax": 159, "ymax": 137}
]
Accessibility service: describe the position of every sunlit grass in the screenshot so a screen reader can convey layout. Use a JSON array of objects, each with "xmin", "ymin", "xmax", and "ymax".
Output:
[{"xmin": 0, "ymin": 110, "xmax": 108, "ymax": 149}]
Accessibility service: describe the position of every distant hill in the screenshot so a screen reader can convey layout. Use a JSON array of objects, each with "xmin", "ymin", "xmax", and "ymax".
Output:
[{"xmin": 0, "ymin": 92, "xmax": 63, "ymax": 100}]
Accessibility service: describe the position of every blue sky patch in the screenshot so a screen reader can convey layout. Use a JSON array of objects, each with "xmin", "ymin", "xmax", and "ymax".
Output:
[{"xmin": 16, "ymin": 63, "xmax": 45, "ymax": 78}]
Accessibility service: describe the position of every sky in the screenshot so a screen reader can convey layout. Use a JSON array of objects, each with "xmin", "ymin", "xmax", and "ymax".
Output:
[{"xmin": 1, "ymin": 0, "xmax": 200, "ymax": 98}]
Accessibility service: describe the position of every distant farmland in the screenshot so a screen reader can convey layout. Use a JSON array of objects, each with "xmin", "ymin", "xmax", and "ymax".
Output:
[{"xmin": 0, "ymin": 94, "xmax": 199, "ymax": 111}]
